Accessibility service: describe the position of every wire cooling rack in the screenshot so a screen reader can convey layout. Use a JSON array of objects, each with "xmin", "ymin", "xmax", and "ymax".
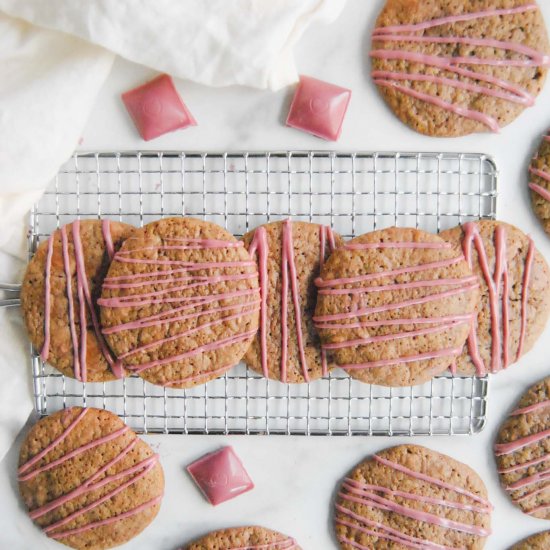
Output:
[{"xmin": 28, "ymin": 151, "xmax": 497, "ymax": 436}]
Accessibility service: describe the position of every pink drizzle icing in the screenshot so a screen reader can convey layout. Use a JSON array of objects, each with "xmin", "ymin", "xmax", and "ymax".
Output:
[
  {"xmin": 498, "ymin": 451, "xmax": 550, "ymax": 474},
  {"xmin": 336, "ymin": 453, "xmax": 491, "ymax": 546},
  {"xmin": 101, "ymin": 219, "xmax": 115, "ymax": 261},
  {"xmin": 129, "ymin": 329, "xmax": 257, "ymax": 374},
  {"xmin": 41, "ymin": 221, "xmax": 124, "ymax": 381},
  {"xmin": 529, "ymin": 182, "xmax": 550, "ymax": 202},
  {"xmin": 61, "ymin": 227, "xmax": 80, "ymax": 379},
  {"xmin": 319, "ymin": 225, "xmax": 336, "ymax": 376},
  {"xmin": 18, "ymin": 408, "xmax": 162, "ymax": 538},
  {"xmin": 50, "ymin": 495, "xmax": 162, "ymax": 540},
  {"xmin": 100, "ymin": 236, "xmax": 259, "ymax": 377},
  {"xmin": 315, "ymin": 255, "xmax": 464, "ymax": 288},
  {"xmin": 371, "ymin": 4, "xmax": 549, "ymax": 132},
  {"xmin": 461, "ymin": 222, "xmax": 533, "ymax": 374},
  {"xmin": 315, "ymin": 241, "xmax": 476, "ymax": 372},
  {"xmin": 511, "ymin": 399, "xmax": 550, "ymax": 416},
  {"xmin": 529, "ymin": 165, "xmax": 550, "ymax": 202},
  {"xmin": 18, "ymin": 408, "xmax": 88, "ymax": 477},
  {"xmin": 248, "ymin": 226, "xmax": 269, "ymax": 378},
  {"xmin": 248, "ymin": 222, "xmax": 335, "ymax": 382},
  {"xmin": 72, "ymin": 221, "xmax": 124, "ymax": 380},
  {"xmin": 496, "ymin": 396, "xmax": 550, "ymax": 512},
  {"xmin": 495, "ymin": 428, "xmax": 550, "ymax": 456},
  {"xmin": 336, "ymin": 507, "xmax": 452, "ymax": 550},
  {"xmin": 281, "ymin": 220, "xmax": 309, "ymax": 382},
  {"xmin": 40, "ymin": 235, "xmax": 54, "ymax": 362}
]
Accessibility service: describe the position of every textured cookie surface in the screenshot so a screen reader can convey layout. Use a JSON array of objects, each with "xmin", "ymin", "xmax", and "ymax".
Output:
[
  {"xmin": 510, "ymin": 530, "xmax": 550, "ymax": 549},
  {"xmin": 335, "ymin": 444, "xmax": 492, "ymax": 549},
  {"xmin": 528, "ymin": 132, "xmax": 550, "ymax": 236},
  {"xmin": 21, "ymin": 219, "xmax": 134, "ymax": 382},
  {"xmin": 440, "ymin": 220, "xmax": 550, "ymax": 375},
  {"xmin": 371, "ymin": 0, "xmax": 550, "ymax": 137},
  {"xmin": 18, "ymin": 407, "xmax": 164, "ymax": 550},
  {"xmin": 314, "ymin": 227, "xmax": 478, "ymax": 387},
  {"xmin": 100, "ymin": 217, "xmax": 260, "ymax": 388},
  {"xmin": 183, "ymin": 526, "xmax": 301, "ymax": 549},
  {"xmin": 495, "ymin": 376, "xmax": 550, "ymax": 519},
  {"xmin": 242, "ymin": 220, "xmax": 342, "ymax": 383}
]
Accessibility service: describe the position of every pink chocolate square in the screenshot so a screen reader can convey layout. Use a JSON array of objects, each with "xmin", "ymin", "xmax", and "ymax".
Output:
[
  {"xmin": 122, "ymin": 74, "xmax": 197, "ymax": 141},
  {"xmin": 286, "ymin": 75, "xmax": 351, "ymax": 141},
  {"xmin": 187, "ymin": 446, "xmax": 254, "ymax": 506}
]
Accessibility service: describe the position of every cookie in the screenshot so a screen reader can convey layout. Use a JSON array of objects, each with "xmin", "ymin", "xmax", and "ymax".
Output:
[
  {"xmin": 241, "ymin": 220, "xmax": 342, "ymax": 383},
  {"xmin": 371, "ymin": 0, "xmax": 550, "ymax": 137},
  {"xmin": 18, "ymin": 407, "xmax": 164, "ymax": 549},
  {"xmin": 314, "ymin": 227, "xmax": 478, "ymax": 387},
  {"xmin": 494, "ymin": 376, "xmax": 550, "ymax": 519},
  {"xmin": 183, "ymin": 526, "xmax": 301, "ymax": 549},
  {"xmin": 440, "ymin": 220, "xmax": 550, "ymax": 375},
  {"xmin": 528, "ymin": 131, "xmax": 550, "ymax": 236},
  {"xmin": 21, "ymin": 219, "xmax": 134, "ymax": 382},
  {"xmin": 99, "ymin": 217, "xmax": 260, "ymax": 388},
  {"xmin": 334, "ymin": 444, "xmax": 492, "ymax": 549},
  {"xmin": 510, "ymin": 530, "xmax": 550, "ymax": 549}
]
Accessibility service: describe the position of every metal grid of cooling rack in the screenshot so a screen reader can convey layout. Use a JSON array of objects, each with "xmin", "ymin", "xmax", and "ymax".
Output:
[{"xmin": 28, "ymin": 151, "xmax": 496, "ymax": 436}]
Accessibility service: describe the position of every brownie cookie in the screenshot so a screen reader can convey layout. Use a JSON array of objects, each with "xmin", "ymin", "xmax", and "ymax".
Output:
[
  {"xmin": 371, "ymin": 0, "xmax": 550, "ymax": 137},
  {"xmin": 99, "ymin": 217, "xmax": 260, "ymax": 388},
  {"xmin": 21, "ymin": 219, "xmax": 134, "ymax": 382},
  {"xmin": 335, "ymin": 444, "xmax": 492, "ymax": 549},
  {"xmin": 495, "ymin": 376, "xmax": 550, "ymax": 519},
  {"xmin": 528, "ymin": 131, "xmax": 550, "ymax": 236},
  {"xmin": 18, "ymin": 407, "xmax": 164, "ymax": 549},
  {"xmin": 241, "ymin": 220, "xmax": 342, "ymax": 383},
  {"xmin": 510, "ymin": 530, "xmax": 550, "ymax": 549},
  {"xmin": 440, "ymin": 220, "xmax": 550, "ymax": 375},
  {"xmin": 314, "ymin": 227, "xmax": 478, "ymax": 387},
  {"xmin": 183, "ymin": 526, "xmax": 301, "ymax": 549}
]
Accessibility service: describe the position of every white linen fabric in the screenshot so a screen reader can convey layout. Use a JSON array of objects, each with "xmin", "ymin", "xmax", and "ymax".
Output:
[{"xmin": 0, "ymin": 0, "xmax": 345, "ymax": 461}]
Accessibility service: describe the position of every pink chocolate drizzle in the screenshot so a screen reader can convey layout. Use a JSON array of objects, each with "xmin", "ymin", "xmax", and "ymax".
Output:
[
  {"xmin": 248, "ymin": 221, "xmax": 335, "ymax": 382},
  {"xmin": 511, "ymin": 399, "xmax": 550, "ymax": 416},
  {"xmin": 100, "ymin": 235, "xmax": 260, "ymax": 378},
  {"xmin": 461, "ymin": 222, "xmax": 534, "ymax": 374},
  {"xmin": 314, "ymin": 240, "xmax": 476, "ymax": 373},
  {"xmin": 248, "ymin": 226, "xmax": 270, "ymax": 378},
  {"xmin": 495, "ymin": 396, "xmax": 550, "ymax": 514},
  {"xmin": 40, "ymin": 235, "xmax": 54, "ymax": 362},
  {"xmin": 41, "ymin": 221, "xmax": 124, "ymax": 381},
  {"xmin": 371, "ymin": 4, "xmax": 549, "ymax": 132},
  {"xmin": 336, "ymin": 452, "xmax": 492, "ymax": 546},
  {"xmin": 18, "ymin": 407, "xmax": 162, "ymax": 538},
  {"xmin": 281, "ymin": 219, "xmax": 309, "ymax": 382},
  {"xmin": 529, "ymin": 164, "xmax": 550, "ymax": 202}
]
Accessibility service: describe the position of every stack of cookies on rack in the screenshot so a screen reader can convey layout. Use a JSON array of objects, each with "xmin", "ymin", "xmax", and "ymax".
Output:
[{"xmin": 21, "ymin": 215, "xmax": 550, "ymax": 389}]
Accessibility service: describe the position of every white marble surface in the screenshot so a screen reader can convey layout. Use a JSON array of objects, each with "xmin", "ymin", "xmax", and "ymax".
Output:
[{"xmin": 2, "ymin": 1, "xmax": 550, "ymax": 548}]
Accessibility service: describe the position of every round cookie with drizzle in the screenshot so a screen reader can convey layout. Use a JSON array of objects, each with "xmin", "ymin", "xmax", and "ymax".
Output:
[
  {"xmin": 241, "ymin": 220, "xmax": 342, "ymax": 383},
  {"xmin": 182, "ymin": 526, "xmax": 301, "ymax": 549},
  {"xmin": 99, "ymin": 217, "xmax": 260, "ymax": 388},
  {"xmin": 334, "ymin": 444, "xmax": 492, "ymax": 549},
  {"xmin": 314, "ymin": 227, "xmax": 479, "ymax": 387},
  {"xmin": 18, "ymin": 406, "xmax": 164, "ymax": 549},
  {"xmin": 21, "ymin": 219, "xmax": 134, "ymax": 382},
  {"xmin": 495, "ymin": 376, "xmax": 550, "ymax": 519},
  {"xmin": 528, "ymin": 131, "xmax": 550, "ymax": 236},
  {"xmin": 440, "ymin": 220, "xmax": 550, "ymax": 375},
  {"xmin": 371, "ymin": 0, "xmax": 550, "ymax": 137},
  {"xmin": 510, "ymin": 530, "xmax": 550, "ymax": 549}
]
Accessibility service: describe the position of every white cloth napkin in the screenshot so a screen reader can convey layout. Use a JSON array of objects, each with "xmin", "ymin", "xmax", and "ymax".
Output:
[{"xmin": 0, "ymin": 1, "xmax": 346, "ymax": 461}]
